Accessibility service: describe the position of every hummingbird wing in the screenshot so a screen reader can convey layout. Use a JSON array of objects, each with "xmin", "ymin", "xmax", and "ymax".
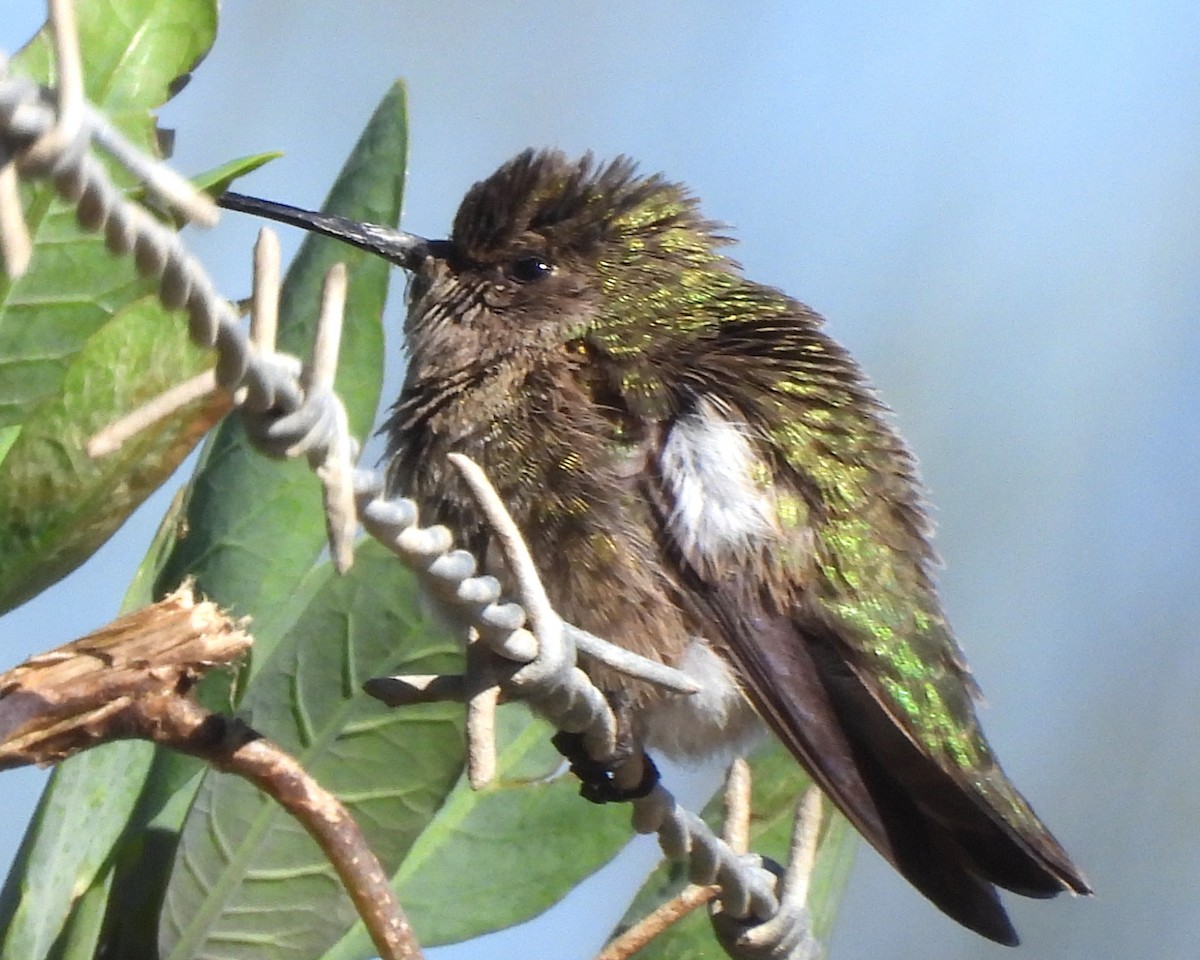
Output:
[{"xmin": 649, "ymin": 389, "xmax": 1088, "ymax": 944}]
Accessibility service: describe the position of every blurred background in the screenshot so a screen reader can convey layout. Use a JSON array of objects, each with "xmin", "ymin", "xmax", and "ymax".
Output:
[{"xmin": 2, "ymin": 2, "xmax": 1198, "ymax": 958}]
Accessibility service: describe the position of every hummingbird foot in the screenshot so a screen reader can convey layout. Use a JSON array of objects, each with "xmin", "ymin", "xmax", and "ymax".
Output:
[{"xmin": 551, "ymin": 728, "xmax": 661, "ymax": 804}]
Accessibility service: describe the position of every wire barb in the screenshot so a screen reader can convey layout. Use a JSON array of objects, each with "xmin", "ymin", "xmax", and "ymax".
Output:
[
  {"xmin": 85, "ymin": 369, "xmax": 219, "ymax": 458},
  {"xmin": 0, "ymin": 157, "xmax": 31, "ymax": 275},
  {"xmin": 595, "ymin": 758, "xmax": 757, "ymax": 960}
]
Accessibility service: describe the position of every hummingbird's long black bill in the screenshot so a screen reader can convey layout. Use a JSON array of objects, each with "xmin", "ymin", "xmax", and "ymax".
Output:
[{"xmin": 217, "ymin": 190, "xmax": 441, "ymax": 271}]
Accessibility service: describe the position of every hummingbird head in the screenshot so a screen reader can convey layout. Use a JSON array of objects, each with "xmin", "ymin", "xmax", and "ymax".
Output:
[{"xmin": 401, "ymin": 149, "xmax": 737, "ymax": 383}]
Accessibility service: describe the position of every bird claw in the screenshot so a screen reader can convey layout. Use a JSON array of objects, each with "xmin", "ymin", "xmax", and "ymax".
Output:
[{"xmin": 552, "ymin": 729, "xmax": 661, "ymax": 803}]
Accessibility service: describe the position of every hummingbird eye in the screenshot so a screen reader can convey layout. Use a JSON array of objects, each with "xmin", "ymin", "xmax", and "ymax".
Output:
[{"xmin": 508, "ymin": 254, "xmax": 554, "ymax": 284}]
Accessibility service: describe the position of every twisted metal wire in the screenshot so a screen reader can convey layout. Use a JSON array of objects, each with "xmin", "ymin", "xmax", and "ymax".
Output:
[{"xmin": 0, "ymin": 27, "xmax": 817, "ymax": 959}]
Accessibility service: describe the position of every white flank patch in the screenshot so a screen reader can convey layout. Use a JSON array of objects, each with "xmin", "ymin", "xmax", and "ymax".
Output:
[{"xmin": 658, "ymin": 401, "xmax": 777, "ymax": 565}]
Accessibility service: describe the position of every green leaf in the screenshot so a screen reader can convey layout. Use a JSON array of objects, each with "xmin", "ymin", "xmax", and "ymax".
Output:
[
  {"xmin": 0, "ymin": 425, "xmax": 20, "ymax": 468},
  {"xmin": 190, "ymin": 152, "xmax": 283, "ymax": 196},
  {"xmin": 0, "ymin": 296, "xmax": 220, "ymax": 614},
  {"xmin": 2, "ymin": 0, "xmax": 219, "ymax": 428},
  {"xmin": 323, "ymin": 704, "xmax": 633, "ymax": 959},
  {"xmin": 0, "ymin": 5, "xmax": 223, "ymax": 950},
  {"xmin": 143, "ymin": 152, "xmax": 283, "ymax": 226},
  {"xmin": 0, "ymin": 0, "xmax": 223, "ymax": 614},
  {"xmin": 0, "ymin": 17, "xmax": 408, "ymax": 960},
  {"xmin": 610, "ymin": 741, "xmax": 859, "ymax": 959},
  {"xmin": 158, "ymin": 542, "xmax": 466, "ymax": 960},
  {"xmin": 44, "ymin": 857, "xmax": 115, "ymax": 960},
  {"xmin": 0, "ymin": 741, "xmax": 157, "ymax": 960},
  {"xmin": 0, "ymin": 2, "xmax": 221, "ymax": 951},
  {"xmin": 13, "ymin": 0, "xmax": 217, "ymax": 116}
]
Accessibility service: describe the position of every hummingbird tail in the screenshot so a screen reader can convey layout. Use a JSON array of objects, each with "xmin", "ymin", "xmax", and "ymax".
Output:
[
  {"xmin": 807, "ymin": 648, "xmax": 1093, "ymax": 945},
  {"xmin": 708, "ymin": 604, "xmax": 1090, "ymax": 945},
  {"xmin": 847, "ymin": 732, "xmax": 1092, "ymax": 945}
]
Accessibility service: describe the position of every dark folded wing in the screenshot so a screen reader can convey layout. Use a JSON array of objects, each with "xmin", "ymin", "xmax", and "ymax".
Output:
[{"xmin": 646, "ymin": 394, "xmax": 1088, "ymax": 944}]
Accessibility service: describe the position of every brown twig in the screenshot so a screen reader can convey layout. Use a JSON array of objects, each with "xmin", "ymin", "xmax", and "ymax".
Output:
[
  {"xmin": 0, "ymin": 585, "xmax": 424, "ymax": 960},
  {"xmin": 596, "ymin": 884, "xmax": 719, "ymax": 960}
]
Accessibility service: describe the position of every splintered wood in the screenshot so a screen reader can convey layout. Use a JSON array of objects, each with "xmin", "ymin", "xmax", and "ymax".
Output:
[{"xmin": 0, "ymin": 585, "xmax": 250, "ymax": 769}]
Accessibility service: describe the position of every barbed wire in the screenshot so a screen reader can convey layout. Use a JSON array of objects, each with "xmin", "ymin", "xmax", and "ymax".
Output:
[{"xmin": 0, "ymin": 5, "xmax": 822, "ymax": 957}]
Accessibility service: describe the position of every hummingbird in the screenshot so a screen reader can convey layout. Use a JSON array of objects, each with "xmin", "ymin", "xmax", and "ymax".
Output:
[{"xmin": 218, "ymin": 149, "xmax": 1090, "ymax": 945}]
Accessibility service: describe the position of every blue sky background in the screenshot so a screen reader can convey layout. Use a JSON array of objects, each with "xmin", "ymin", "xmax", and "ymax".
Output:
[{"xmin": 2, "ymin": 2, "xmax": 1199, "ymax": 958}]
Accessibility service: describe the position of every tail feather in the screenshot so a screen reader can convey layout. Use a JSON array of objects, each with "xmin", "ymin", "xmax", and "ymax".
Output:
[
  {"xmin": 856, "ymin": 754, "xmax": 1021, "ymax": 945},
  {"xmin": 824, "ymin": 653, "xmax": 1092, "ymax": 896},
  {"xmin": 665, "ymin": 560, "xmax": 1089, "ymax": 943},
  {"xmin": 715, "ymin": 607, "xmax": 1088, "ymax": 944},
  {"xmin": 812, "ymin": 643, "xmax": 1091, "ymax": 942}
]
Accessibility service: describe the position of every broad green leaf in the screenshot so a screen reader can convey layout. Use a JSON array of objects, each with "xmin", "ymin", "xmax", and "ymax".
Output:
[
  {"xmin": 323, "ymin": 703, "xmax": 632, "ymax": 958},
  {"xmin": 0, "ymin": 741, "xmax": 157, "ymax": 960},
  {"xmin": 44, "ymin": 858, "xmax": 114, "ymax": 960},
  {"xmin": 159, "ymin": 542, "xmax": 465, "ymax": 960},
  {"xmin": 610, "ymin": 741, "xmax": 858, "ymax": 959},
  {"xmin": 2, "ymin": 480, "xmax": 208, "ymax": 960},
  {"xmin": 0, "ymin": 0, "xmax": 222, "ymax": 613},
  {"xmin": 13, "ymin": 0, "xmax": 217, "ymax": 115},
  {"xmin": 0, "ymin": 18, "xmax": 407, "ymax": 960},
  {"xmin": 0, "ymin": 425, "xmax": 20, "ymax": 467},
  {"xmin": 1, "ymin": 0, "xmax": 218, "ymax": 427},
  {"xmin": 0, "ymin": 296, "xmax": 221, "ymax": 614},
  {"xmin": 0, "ymin": 483, "xmax": 199, "ymax": 960}
]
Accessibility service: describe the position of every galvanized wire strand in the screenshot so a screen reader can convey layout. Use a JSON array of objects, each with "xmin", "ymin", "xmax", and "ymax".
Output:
[
  {"xmin": 0, "ymin": 57, "xmax": 36, "ymax": 274},
  {"xmin": 0, "ymin": 31, "xmax": 816, "ymax": 958},
  {"xmin": 0, "ymin": 48, "xmax": 356, "ymax": 566},
  {"xmin": 0, "ymin": 62, "xmax": 270, "ymax": 394},
  {"xmin": 709, "ymin": 789, "xmax": 824, "ymax": 960},
  {"xmin": 633, "ymin": 784, "xmax": 781, "ymax": 920}
]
